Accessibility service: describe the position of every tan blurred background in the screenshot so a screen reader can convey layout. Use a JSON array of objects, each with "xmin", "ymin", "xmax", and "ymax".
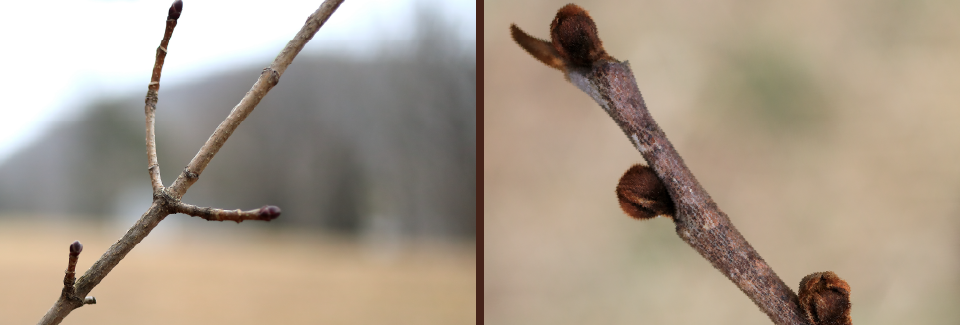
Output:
[
  {"xmin": 1, "ymin": 219, "xmax": 475, "ymax": 324},
  {"xmin": 485, "ymin": 0, "xmax": 960, "ymax": 324}
]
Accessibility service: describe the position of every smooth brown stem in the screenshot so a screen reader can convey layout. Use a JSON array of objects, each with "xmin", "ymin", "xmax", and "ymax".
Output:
[{"xmin": 167, "ymin": 0, "xmax": 345, "ymax": 200}]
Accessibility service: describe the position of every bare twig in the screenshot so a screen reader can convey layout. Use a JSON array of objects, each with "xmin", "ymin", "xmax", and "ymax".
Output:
[
  {"xmin": 145, "ymin": 0, "xmax": 183, "ymax": 194},
  {"xmin": 167, "ymin": 0, "xmax": 344, "ymax": 200},
  {"xmin": 37, "ymin": 1, "xmax": 344, "ymax": 324},
  {"xmin": 64, "ymin": 241, "xmax": 82, "ymax": 294},
  {"xmin": 511, "ymin": 4, "xmax": 850, "ymax": 325}
]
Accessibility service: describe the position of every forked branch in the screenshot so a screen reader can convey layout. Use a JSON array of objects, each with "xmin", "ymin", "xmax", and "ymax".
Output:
[
  {"xmin": 167, "ymin": 0, "xmax": 343, "ymax": 200},
  {"xmin": 37, "ymin": 1, "xmax": 344, "ymax": 324},
  {"xmin": 511, "ymin": 4, "xmax": 850, "ymax": 325}
]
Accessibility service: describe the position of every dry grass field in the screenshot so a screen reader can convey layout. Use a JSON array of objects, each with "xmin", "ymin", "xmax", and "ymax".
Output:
[
  {"xmin": 486, "ymin": 0, "xmax": 960, "ymax": 324},
  {"xmin": 0, "ymin": 218, "xmax": 475, "ymax": 324}
]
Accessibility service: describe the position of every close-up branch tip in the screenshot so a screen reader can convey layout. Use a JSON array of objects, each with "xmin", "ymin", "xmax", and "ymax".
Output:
[
  {"xmin": 513, "ymin": 3, "xmax": 851, "ymax": 325},
  {"xmin": 511, "ymin": 3, "xmax": 614, "ymax": 78}
]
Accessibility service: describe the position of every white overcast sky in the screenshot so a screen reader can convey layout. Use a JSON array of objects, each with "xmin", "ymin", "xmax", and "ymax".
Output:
[{"xmin": 0, "ymin": 0, "xmax": 475, "ymax": 163}]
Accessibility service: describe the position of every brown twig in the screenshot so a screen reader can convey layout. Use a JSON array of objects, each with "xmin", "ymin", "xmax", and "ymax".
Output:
[
  {"xmin": 512, "ymin": 4, "xmax": 850, "ymax": 325},
  {"xmin": 37, "ymin": 1, "xmax": 344, "ymax": 324},
  {"xmin": 174, "ymin": 202, "xmax": 282, "ymax": 223},
  {"xmin": 145, "ymin": 0, "xmax": 183, "ymax": 194}
]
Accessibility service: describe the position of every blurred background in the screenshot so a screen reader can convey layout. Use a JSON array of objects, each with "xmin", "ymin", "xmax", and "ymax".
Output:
[
  {"xmin": 486, "ymin": 1, "xmax": 960, "ymax": 324},
  {"xmin": 0, "ymin": 0, "xmax": 475, "ymax": 324}
]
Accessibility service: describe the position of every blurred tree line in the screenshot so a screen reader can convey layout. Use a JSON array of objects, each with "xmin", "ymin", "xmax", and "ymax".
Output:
[{"xmin": 0, "ymin": 8, "xmax": 475, "ymax": 239}]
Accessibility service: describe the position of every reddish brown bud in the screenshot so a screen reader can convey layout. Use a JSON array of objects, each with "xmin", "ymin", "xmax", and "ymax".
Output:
[
  {"xmin": 550, "ymin": 4, "xmax": 612, "ymax": 67},
  {"xmin": 259, "ymin": 205, "xmax": 282, "ymax": 221},
  {"xmin": 168, "ymin": 0, "xmax": 183, "ymax": 20},
  {"xmin": 798, "ymin": 271, "xmax": 852, "ymax": 325},
  {"xmin": 616, "ymin": 164, "xmax": 675, "ymax": 220},
  {"xmin": 69, "ymin": 240, "xmax": 83, "ymax": 255}
]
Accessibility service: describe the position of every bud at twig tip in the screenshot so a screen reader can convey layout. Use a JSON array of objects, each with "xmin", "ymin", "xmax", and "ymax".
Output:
[
  {"xmin": 550, "ymin": 4, "xmax": 611, "ymax": 67},
  {"xmin": 168, "ymin": 0, "xmax": 183, "ymax": 20},
  {"xmin": 259, "ymin": 205, "xmax": 282, "ymax": 220},
  {"xmin": 69, "ymin": 240, "xmax": 83, "ymax": 255}
]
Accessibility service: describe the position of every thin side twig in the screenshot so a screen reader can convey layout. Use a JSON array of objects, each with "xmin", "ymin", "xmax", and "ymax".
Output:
[
  {"xmin": 174, "ymin": 202, "xmax": 281, "ymax": 223},
  {"xmin": 511, "ymin": 4, "xmax": 851, "ymax": 325},
  {"xmin": 37, "ymin": 242, "xmax": 96, "ymax": 325},
  {"xmin": 167, "ymin": 0, "xmax": 344, "ymax": 200}
]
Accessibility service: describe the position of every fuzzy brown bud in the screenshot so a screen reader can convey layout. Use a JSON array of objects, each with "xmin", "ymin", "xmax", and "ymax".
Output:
[
  {"xmin": 616, "ymin": 164, "xmax": 675, "ymax": 219},
  {"xmin": 798, "ymin": 271, "xmax": 852, "ymax": 325},
  {"xmin": 550, "ymin": 4, "xmax": 612, "ymax": 67}
]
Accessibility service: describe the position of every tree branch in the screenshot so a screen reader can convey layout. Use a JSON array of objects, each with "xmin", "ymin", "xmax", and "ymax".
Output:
[
  {"xmin": 167, "ymin": 0, "xmax": 344, "ymax": 200},
  {"xmin": 511, "ymin": 4, "xmax": 850, "ymax": 325},
  {"xmin": 36, "ymin": 1, "xmax": 344, "ymax": 324}
]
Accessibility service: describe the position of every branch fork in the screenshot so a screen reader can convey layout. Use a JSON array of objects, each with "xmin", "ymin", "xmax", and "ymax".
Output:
[
  {"xmin": 38, "ymin": 1, "xmax": 344, "ymax": 324},
  {"xmin": 512, "ymin": 4, "xmax": 851, "ymax": 325}
]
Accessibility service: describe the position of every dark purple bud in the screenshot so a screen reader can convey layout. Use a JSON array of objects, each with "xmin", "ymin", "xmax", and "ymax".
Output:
[
  {"xmin": 258, "ymin": 205, "xmax": 282, "ymax": 221},
  {"xmin": 69, "ymin": 241, "xmax": 83, "ymax": 255},
  {"xmin": 167, "ymin": 0, "xmax": 183, "ymax": 20}
]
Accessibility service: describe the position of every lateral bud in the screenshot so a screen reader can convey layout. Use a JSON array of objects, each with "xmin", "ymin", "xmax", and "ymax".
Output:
[
  {"xmin": 798, "ymin": 271, "xmax": 852, "ymax": 325},
  {"xmin": 616, "ymin": 164, "xmax": 675, "ymax": 220}
]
